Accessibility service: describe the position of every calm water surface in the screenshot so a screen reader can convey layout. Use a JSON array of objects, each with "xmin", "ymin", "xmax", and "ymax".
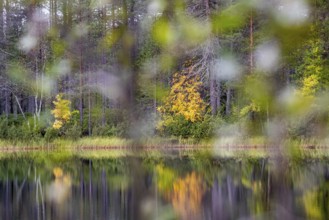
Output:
[{"xmin": 0, "ymin": 153, "xmax": 328, "ymax": 220}]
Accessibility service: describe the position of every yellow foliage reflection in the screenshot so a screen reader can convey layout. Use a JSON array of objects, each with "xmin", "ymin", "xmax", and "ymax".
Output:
[
  {"xmin": 156, "ymin": 165, "xmax": 177, "ymax": 199},
  {"xmin": 53, "ymin": 167, "xmax": 63, "ymax": 178},
  {"xmin": 155, "ymin": 166, "xmax": 206, "ymax": 219},
  {"xmin": 302, "ymin": 191, "xmax": 320, "ymax": 219},
  {"xmin": 171, "ymin": 172, "xmax": 205, "ymax": 220},
  {"xmin": 46, "ymin": 167, "xmax": 72, "ymax": 204}
]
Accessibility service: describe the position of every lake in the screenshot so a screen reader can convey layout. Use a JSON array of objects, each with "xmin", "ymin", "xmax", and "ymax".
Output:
[{"xmin": 0, "ymin": 151, "xmax": 328, "ymax": 220}]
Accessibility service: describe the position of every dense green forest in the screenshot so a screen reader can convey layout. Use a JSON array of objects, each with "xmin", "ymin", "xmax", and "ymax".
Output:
[{"xmin": 0, "ymin": 0, "xmax": 328, "ymax": 144}]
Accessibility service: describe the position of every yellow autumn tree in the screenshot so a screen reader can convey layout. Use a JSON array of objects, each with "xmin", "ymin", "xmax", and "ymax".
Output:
[
  {"xmin": 157, "ymin": 61, "xmax": 207, "ymax": 134},
  {"xmin": 51, "ymin": 94, "xmax": 72, "ymax": 129},
  {"xmin": 298, "ymin": 74, "xmax": 319, "ymax": 99},
  {"xmin": 295, "ymin": 33, "xmax": 323, "ymax": 100}
]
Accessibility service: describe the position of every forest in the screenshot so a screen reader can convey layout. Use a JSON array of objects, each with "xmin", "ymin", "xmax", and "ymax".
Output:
[{"xmin": 0, "ymin": 0, "xmax": 328, "ymax": 146}]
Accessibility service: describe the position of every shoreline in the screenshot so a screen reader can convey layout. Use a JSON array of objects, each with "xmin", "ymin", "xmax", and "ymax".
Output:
[{"xmin": 0, "ymin": 144, "xmax": 329, "ymax": 160}]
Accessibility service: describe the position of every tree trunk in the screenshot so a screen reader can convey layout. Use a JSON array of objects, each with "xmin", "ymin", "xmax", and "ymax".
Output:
[
  {"xmin": 216, "ymin": 80, "xmax": 221, "ymax": 113},
  {"xmin": 204, "ymin": 0, "xmax": 210, "ymax": 16},
  {"xmin": 226, "ymin": 85, "xmax": 231, "ymax": 115},
  {"xmin": 249, "ymin": 11, "xmax": 254, "ymax": 74},
  {"xmin": 1, "ymin": 0, "xmax": 7, "ymax": 117},
  {"xmin": 101, "ymin": 6, "xmax": 107, "ymax": 126},
  {"xmin": 54, "ymin": 0, "xmax": 57, "ymax": 24},
  {"xmin": 0, "ymin": 0, "xmax": 3, "ymax": 32},
  {"xmin": 28, "ymin": 96, "xmax": 35, "ymax": 113},
  {"xmin": 154, "ymin": 76, "xmax": 157, "ymax": 114},
  {"xmin": 79, "ymin": 0, "xmax": 84, "ymax": 127},
  {"xmin": 0, "ymin": 0, "xmax": 3, "ymax": 47},
  {"xmin": 204, "ymin": 0, "xmax": 218, "ymax": 116},
  {"xmin": 121, "ymin": 0, "xmax": 140, "ymax": 139},
  {"xmin": 226, "ymin": 32, "xmax": 233, "ymax": 116},
  {"xmin": 12, "ymin": 93, "xmax": 17, "ymax": 118},
  {"xmin": 88, "ymin": 69, "xmax": 91, "ymax": 136},
  {"xmin": 210, "ymin": 69, "xmax": 217, "ymax": 115},
  {"xmin": 4, "ymin": 90, "xmax": 9, "ymax": 116}
]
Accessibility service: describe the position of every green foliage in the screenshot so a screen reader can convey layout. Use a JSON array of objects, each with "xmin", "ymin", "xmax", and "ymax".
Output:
[
  {"xmin": 190, "ymin": 114, "xmax": 214, "ymax": 140},
  {"xmin": 136, "ymin": 36, "xmax": 159, "ymax": 68},
  {"xmin": 92, "ymin": 125, "xmax": 124, "ymax": 137},
  {"xmin": 44, "ymin": 127, "xmax": 59, "ymax": 142},
  {"xmin": 240, "ymin": 101, "xmax": 261, "ymax": 118},
  {"xmin": 0, "ymin": 118, "xmax": 9, "ymax": 139},
  {"xmin": 295, "ymin": 37, "xmax": 325, "ymax": 86},
  {"xmin": 159, "ymin": 115, "xmax": 193, "ymax": 138},
  {"xmin": 0, "ymin": 115, "xmax": 44, "ymax": 143},
  {"xmin": 80, "ymin": 108, "xmax": 129, "ymax": 137},
  {"xmin": 238, "ymin": 75, "xmax": 270, "ymax": 129},
  {"xmin": 64, "ymin": 122, "xmax": 81, "ymax": 140},
  {"xmin": 211, "ymin": 2, "xmax": 250, "ymax": 34},
  {"xmin": 158, "ymin": 114, "xmax": 213, "ymax": 139}
]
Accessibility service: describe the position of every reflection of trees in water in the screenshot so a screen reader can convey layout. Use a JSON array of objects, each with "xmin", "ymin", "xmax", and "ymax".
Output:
[
  {"xmin": 155, "ymin": 165, "xmax": 206, "ymax": 219},
  {"xmin": 2, "ymin": 158, "xmax": 329, "ymax": 219},
  {"xmin": 0, "ymin": 160, "xmax": 132, "ymax": 220},
  {"xmin": 46, "ymin": 167, "xmax": 72, "ymax": 204},
  {"xmin": 171, "ymin": 172, "xmax": 205, "ymax": 220},
  {"xmin": 302, "ymin": 183, "xmax": 329, "ymax": 220}
]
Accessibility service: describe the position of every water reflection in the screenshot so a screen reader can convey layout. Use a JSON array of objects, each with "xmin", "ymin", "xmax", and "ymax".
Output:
[
  {"xmin": 46, "ymin": 167, "xmax": 71, "ymax": 204},
  {"xmin": 0, "ymin": 156, "xmax": 328, "ymax": 219},
  {"xmin": 171, "ymin": 172, "xmax": 205, "ymax": 220}
]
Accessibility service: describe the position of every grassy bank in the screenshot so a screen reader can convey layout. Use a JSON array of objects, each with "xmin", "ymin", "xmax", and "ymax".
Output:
[
  {"xmin": 0, "ymin": 136, "xmax": 211, "ymax": 149},
  {"xmin": 0, "ymin": 136, "xmax": 329, "ymax": 160}
]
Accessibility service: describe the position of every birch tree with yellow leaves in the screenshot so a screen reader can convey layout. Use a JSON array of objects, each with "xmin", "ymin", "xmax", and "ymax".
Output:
[{"xmin": 51, "ymin": 94, "xmax": 72, "ymax": 129}]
